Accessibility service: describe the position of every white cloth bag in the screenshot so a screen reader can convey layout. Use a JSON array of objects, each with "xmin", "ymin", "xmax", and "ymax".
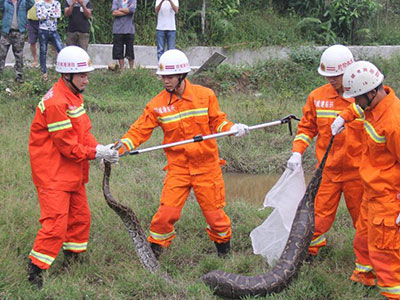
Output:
[{"xmin": 250, "ymin": 165, "xmax": 306, "ymax": 266}]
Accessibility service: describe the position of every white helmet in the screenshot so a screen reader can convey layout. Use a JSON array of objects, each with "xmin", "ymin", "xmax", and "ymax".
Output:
[
  {"xmin": 342, "ymin": 61, "xmax": 384, "ymax": 99},
  {"xmin": 56, "ymin": 46, "xmax": 95, "ymax": 73},
  {"xmin": 156, "ymin": 49, "xmax": 191, "ymax": 75},
  {"xmin": 318, "ymin": 44, "xmax": 354, "ymax": 77}
]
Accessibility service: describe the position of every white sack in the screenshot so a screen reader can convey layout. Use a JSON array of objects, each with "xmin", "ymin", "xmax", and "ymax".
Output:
[{"xmin": 250, "ymin": 165, "xmax": 306, "ymax": 266}]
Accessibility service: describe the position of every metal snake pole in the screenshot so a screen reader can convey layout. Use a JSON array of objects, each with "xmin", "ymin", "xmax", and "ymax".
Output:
[
  {"xmin": 127, "ymin": 114, "xmax": 300, "ymax": 156},
  {"xmin": 101, "ymin": 114, "xmax": 300, "ymax": 280}
]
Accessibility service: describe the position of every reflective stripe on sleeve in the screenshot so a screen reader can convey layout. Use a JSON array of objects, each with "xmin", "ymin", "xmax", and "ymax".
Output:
[
  {"xmin": 121, "ymin": 137, "xmax": 135, "ymax": 151},
  {"xmin": 352, "ymin": 103, "xmax": 365, "ymax": 119},
  {"xmin": 47, "ymin": 119, "xmax": 72, "ymax": 132},
  {"xmin": 364, "ymin": 121, "xmax": 386, "ymax": 144},
  {"xmin": 217, "ymin": 121, "xmax": 229, "ymax": 133},
  {"xmin": 294, "ymin": 133, "xmax": 312, "ymax": 145},
  {"xmin": 67, "ymin": 104, "xmax": 86, "ymax": 118},
  {"xmin": 38, "ymin": 100, "xmax": 45, "ymax": 113}
]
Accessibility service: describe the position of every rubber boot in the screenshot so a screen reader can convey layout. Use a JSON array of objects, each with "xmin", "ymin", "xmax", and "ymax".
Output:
[
  {"xmin": 63, "ymin": 250, "xmax": 81, "ymax": 268},
  {"xmin": 215, "ymin": 241, "xmax": 230, "ymax": 257},
  {"xmin": 150, "ymin": 243, "xmax": 163, "ymax": 260},
  {"xmin": 27, "ymin": 260, "xmax": 43, "ymax": 290},
  {"xmin": 304, "ymin": 254, "xmax": 316, "ymax": 264}
]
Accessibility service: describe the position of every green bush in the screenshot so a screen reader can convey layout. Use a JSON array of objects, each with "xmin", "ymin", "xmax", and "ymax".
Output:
[{"xmin": 51, "ymin": 0, "xmax": 396, "ymax": 46}]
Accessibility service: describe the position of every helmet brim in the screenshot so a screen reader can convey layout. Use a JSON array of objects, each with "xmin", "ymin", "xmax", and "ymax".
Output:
[
  {"xmin": 156, "ymin": 69, "xmax": 191, "ymax": 76},
  {"xmin": 317, "ymin": 67, "xmax": 344, "ymax": 77},
  {"xmin": 56, "ymin": 66, "xmax": 95, "ymax": 73}
]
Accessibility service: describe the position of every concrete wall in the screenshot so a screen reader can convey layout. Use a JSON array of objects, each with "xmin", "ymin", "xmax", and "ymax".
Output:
[{"xmin": 6, "ymin": 44, "xmax": 400, "ymax": 70}]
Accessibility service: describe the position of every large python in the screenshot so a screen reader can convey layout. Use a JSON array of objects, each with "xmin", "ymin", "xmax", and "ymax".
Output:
[
  {"xmin": 102, "ymin": 162, "xmax": 163, "ymax": 275},
  {"xmin": 201, "ymin": 136, "xmax": 335, "ymax": 298},
  {"xmin": 101, "ymin": 116, "xmax": 299, "ymax": 277}
]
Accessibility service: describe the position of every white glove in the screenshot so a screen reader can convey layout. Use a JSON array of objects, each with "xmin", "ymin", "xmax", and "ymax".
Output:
[
  {"xmin": 331, "ymin": 116, "xmax": 345, "ymax": 136},
  {"xmin": 287, "ymin": 152, "xmax": 302, "ymax": 170},
  {"xmin": 95, "ymin": 144, "xmax": 119, "ymax": 163},
  {"xmin": 396, "ymin": 212, "xmax": 400, "ymax": 232},
  {"xmin": 231, "ymin": 123, "xmax": 250, "ymax": 137}
]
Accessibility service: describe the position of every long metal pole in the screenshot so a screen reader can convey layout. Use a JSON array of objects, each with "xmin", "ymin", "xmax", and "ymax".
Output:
[{"xmin": 128, "ymin": 114, "xmax": 299, "ymax": 156}]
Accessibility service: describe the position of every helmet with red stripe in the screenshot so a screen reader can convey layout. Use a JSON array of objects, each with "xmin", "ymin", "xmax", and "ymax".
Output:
[
  {"xmin": 56, "ymin": 46, "xmax": 95, "ymax": 74},
  {"xmin": 157, "ymin": 49, "xmax": 191, "ymax": 75},
  {"xmin": 318, "ymin": 44, "xmax": 354, "ymax": 77}
]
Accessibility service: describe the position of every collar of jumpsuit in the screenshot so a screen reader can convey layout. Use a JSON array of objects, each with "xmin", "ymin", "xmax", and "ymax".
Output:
[
  {"xmin": 59, "ymin": 77, "xmax": 85, "ymax": 101},
  {"xmin": 167, "ymin": 78, "xmax": 193, "ymax": 104},
  {"xmin": 366, "ymin": 86, "xmax": 396, "ymax": 122}
]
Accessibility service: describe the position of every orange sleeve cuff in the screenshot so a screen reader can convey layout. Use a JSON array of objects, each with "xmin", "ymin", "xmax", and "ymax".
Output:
[
  {"xmin": 292, "ymin": 142, "xmax": 307, "ymax": 155},
  {"xmin": 88, "ymin": 147, "xmax": 97, "ymax": 160}
]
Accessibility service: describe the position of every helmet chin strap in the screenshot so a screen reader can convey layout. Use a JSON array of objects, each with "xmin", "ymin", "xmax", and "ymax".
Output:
[
  {"xmin": 65, "ymin": 73, "xmax": 84, "ymax": 94},
  {"xmin": 365, "ymin": 88, "xmax": 377, "ymax": 108},
  {"xmin": 167, "ymin": 73, "xmax": 187, "ymax": 105}
]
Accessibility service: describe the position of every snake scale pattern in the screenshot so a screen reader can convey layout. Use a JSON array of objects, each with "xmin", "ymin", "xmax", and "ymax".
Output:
[
  {"xmin": 201, "ymin": 136, "xmax": 335, "ymax": 298},
  {"xmin": 102, "ymin": 162, "xmax": 161, "ymax": 274}
]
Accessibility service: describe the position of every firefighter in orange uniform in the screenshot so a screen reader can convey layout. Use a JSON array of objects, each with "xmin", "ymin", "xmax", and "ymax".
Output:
[
  {"xmin": 27, "ymin": 46, "xmax": 119, "ymax": 288},
  {"xmin": 331, "ymin": 61, "xmax": 400, "ymax": 299},
  {"xmin": 287, "ymin": 44, "xmax": 364, "ymax": 257},
  {"xmin": 116, "ymin": 49, "xmax": 249, "ymax": 258}
]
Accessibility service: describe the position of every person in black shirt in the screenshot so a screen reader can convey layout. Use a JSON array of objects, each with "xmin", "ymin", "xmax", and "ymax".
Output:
[{"xmin": 64, "ymin": 0, "xmax": 91, "ymax": 51}]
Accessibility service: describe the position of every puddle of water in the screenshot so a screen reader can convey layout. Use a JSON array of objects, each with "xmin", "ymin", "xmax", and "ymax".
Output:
[
  {"xmin": 223, "ymin": 172, "xmax": 312, "ymax": 205},
  {"xmin": 223, "ymin": 173, "xmax": 281, "ymax": 205}
]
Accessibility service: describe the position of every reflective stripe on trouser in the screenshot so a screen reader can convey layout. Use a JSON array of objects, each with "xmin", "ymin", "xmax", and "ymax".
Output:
[
  {"xmin": 148, "ymin": 165, "xmax": 231, "ymax": 247},
  {"xmin": 352, "ymin": 192, "xmax": 400, "ymax": 299},
  {"xmin": 350, "ymin": 262, "xmax": 376, "ymax": 286},
  {"xmin": 308, "ymin": 176, "xmax": 362, "ymax": 255},
  {"xmin": 29, "ymin": 185, "xmax": 91, "ymax": 269}
]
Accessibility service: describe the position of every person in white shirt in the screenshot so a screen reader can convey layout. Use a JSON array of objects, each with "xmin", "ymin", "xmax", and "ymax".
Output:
[{"xmin": 155, "ymin": 0, "xmax": 178, "ymax": 61}]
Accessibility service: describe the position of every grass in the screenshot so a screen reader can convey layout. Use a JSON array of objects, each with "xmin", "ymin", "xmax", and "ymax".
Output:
[{"xmin": 1, "ymin": 54, "xmax": 396, "ymax": 299}]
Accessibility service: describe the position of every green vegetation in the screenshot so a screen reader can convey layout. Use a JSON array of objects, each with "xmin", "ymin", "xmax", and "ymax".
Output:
[
  {"xmin": 55, "ymin": 0, "xmax": 400, "ymax": 47},
  {"xmin": 0, "ymin": 0, "xmax": 397, "ymax": 46},
  {"xmin": 2, "ymin": 53, "xmax": 400, "ymax": 299}
]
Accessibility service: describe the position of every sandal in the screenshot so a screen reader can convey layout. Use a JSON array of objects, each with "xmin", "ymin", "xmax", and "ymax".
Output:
[{"xmin": 42, "ymin": 73, "xmax": 48, "ymax": 82}]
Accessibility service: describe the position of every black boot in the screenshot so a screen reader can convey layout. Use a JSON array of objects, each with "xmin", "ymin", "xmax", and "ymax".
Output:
[
  {"xmin": 215, "ymin": 241, "xmax": 230, "ymax": 258},
  {"xmin": 62, "ymin": 250, "xmax": 80, "ymax": 268},
  {"xmin": 27, "ymin": 260, "xmax": 43, "ymax": 290},
  {"xmin": 150, "ymin": 243, "xmax": 163, "ymax": 260}
]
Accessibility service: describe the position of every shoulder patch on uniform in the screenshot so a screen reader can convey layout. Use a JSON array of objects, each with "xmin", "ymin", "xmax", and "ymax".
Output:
[{"xmin": 37, "ymin": 88, "xmax": 54, "ymax": 113}]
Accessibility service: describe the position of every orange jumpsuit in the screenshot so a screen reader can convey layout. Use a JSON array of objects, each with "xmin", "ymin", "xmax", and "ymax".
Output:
[
  {"xmin": 120, "ymin": 79, "xmax": 234, "ymax": 247},
  {"xmin": 29, "ymin": 78, "xmax": 98, "ymax": 269},
  {"xmin": 292, "ymin": 83, "xmax": 364, "ymax": 256},
  {"xmin": 340, "ymin": 86, "xmax": 400, "ymax": 299}
]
